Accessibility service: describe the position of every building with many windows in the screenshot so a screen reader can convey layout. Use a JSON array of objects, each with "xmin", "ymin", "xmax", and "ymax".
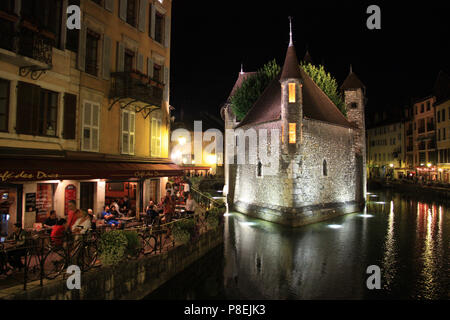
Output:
[
  {"xmin": 0, "ymin": 0, "xmax": 180, "ymax": 234},
  {"xmin": 412, "ymin": 96, "xmax": 437, "ymax": 180},
  {"xmin": 367, "ymin": 121, "xmax": 406, "ymax": 179},
  {"xmin": 435, "ymin": 71, "xmax": 450, "ymax": 182}
]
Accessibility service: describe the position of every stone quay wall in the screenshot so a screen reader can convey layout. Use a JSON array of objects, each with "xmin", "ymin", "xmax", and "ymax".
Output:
[{"xmin": 1, "ymin": 227, "xmax": 223, "ymax": 300}]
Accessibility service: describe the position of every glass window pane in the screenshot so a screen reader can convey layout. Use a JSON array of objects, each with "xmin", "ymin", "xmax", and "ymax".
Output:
[
  {"xmin": 83, "ymin": 128, "xmax": 91, "ymax": 150},
  {"xmin": 92, "ymin": 128, "xmax": 98, "ymax": 150}
]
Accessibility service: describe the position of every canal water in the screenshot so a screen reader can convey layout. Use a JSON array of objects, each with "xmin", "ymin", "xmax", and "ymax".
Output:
[{"xmin": 146, "ymin": 189, "xmax": 450, "ymax": 299}]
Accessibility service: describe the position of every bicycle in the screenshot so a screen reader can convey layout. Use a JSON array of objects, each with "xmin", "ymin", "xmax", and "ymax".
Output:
[
  {"xmin": 138, "ymin": 226, "xmax": 157, "ymax": 255},
  {"xmin": 42, "ymin": 230, "xmax": 98, "ymax": 280}
]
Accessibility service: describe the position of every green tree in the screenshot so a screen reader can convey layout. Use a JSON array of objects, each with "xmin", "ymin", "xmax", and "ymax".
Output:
[
  {"xmin": 230, "ymin": 59, "xmax": 281, "ymax": 121},
  {"xmin": 301, "ymin": 62, "xmax": 346, "ymax": 116}
]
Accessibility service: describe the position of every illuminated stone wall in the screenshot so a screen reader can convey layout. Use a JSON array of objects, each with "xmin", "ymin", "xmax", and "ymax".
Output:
[{"xmin": 233, "ymin": 119, "xmax": 361, "ymax": 226}]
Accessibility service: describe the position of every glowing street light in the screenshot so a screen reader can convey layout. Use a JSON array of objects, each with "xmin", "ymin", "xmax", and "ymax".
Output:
[
  {"xmin": 427, "ymin": 162, "xmax": 432, "ymax": 168},
  {"xmin": 178, "ymin": 137, "xmax": 186, "ymax": 145},
  {"xmin": 389, "ymin": 163, "xmax": 394, "ymax": 168}
]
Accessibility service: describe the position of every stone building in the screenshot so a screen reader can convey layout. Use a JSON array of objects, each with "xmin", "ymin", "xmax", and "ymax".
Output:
[
  {"xmin": 0, "ymin": 0, "xmax": 180, "ymax": 234},
  {"xmin": 221, "ymin": 29, "xmax": 366, "ymax": 227}
]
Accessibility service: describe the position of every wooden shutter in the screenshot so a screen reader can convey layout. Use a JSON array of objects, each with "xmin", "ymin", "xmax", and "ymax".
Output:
[
  {"xmin": 138, "ymin": 0, "xmax": 147, "ymax": 32},
  {"xmin": 163, "ymin": 66, "xmax": 169, "ymax": 102},
  {"xmin": 102, "ymin": 35, "xmax": 112, "ymax": 79},
  {"xmin": 121, "ymin": 110, "xmax": 129, "ymax": 154},
  {"xmin": 150, "ymin": 4, "xmax": 155, "ymax": 39},
  {"xmin": 164, "ymin": 15, "xmax": 171, "ymax": 48},
  {"xmin": 117, "ymin": 42, "xmax": 125, "ymax": 72},
  {"xmin": 147, "ymin": 58, "xmax": 153, "ymax": 78},
  {"xmin": 91, "ymin": 104, "xmax": 99, "ymax": 151},
  {"xmin": 129, "ymin": 112, "xmax": 135, "ymax": 155},
  {"xmin": 137, "ymin": 53, "xmax": 144, "ymax": 73},
  {"xmin": 119, "ymin": 0, "xmax": 127, "ymax": 21},
  {"xmin": 104, "ymin": 0, "xmax": 114, "ymax": 12},
  {"xmin": 63, "ymin": 93, "xmax": 77, "ymax": 139},
  {"xmin": 16, "ymin": 82, "xmax": 39, "ymax": 134},
  {"xmin": 78, "ymin": 24, "xmax": 87, "ymax": 71}
]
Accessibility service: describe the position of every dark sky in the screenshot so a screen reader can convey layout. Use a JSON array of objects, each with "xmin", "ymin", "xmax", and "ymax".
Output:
[{"xmin": 169, "ymin": 1, "xmax": 450, "ymax": 125}]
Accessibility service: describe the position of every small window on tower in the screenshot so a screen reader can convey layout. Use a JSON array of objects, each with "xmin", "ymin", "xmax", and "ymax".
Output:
[
  {"xmin": 350, "ymin": 103, "xmax": 358, "ymax": 109},
  {"xmin": 257, "ymin": 161, "xmax": 262, "ymax": 177},
  {"xmin": 323, "ymin": 159, "xmax": 328, "ymax": 176},
  {"xmin": 288, "ymin": 83, "xmax": 296, "ymax": 103},
  {"xmin": 289, "ymin": 123, "xmax": 296, "ymax": 144}
]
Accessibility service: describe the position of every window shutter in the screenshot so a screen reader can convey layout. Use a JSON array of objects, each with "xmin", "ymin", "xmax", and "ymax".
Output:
[
  {"xmin": 78, "ymin": 25, "xmax": 87, "ymax": 71},
  {"xmin": 104, "ymin": 0, "xmax": 114, "ymax": 12},
  {"xmin": 63, "ymin": 93, "xmax": 77, "ymax": 139},
  {"xmin": 150, "ymin": 4, "xmax": 155, "ymax": 38},
  {"xmin": 102, "ymin": 35, "xmax": 112, "ymax": 80},
  {"xmin": 164, "ymin": 16, "xmax": 171, "ymax": 48},
  {"xmin": 122, "ymin": 110, "xmax": 129, "ymax": 154},
  {"xmin": 16, "ymin": 82, "xmax": 37, "ymax": 134},
  {"xmin": 163, "ymin": 66, "xmax": 169, "ymax": 102},
  {"xmin": 147, "ymin": 58, "xmax": 154, "ymax": 78},
  {"xmin": 138, "ymin": 0, "xmax": 147, "ymax": 32},
  {"xmin": 130, "ymin": 112, "xmax": 135, "ymax": 154},
  {"xmin": 137, "ymin": 53, "xmax": 144, "ymax": 73},
  {"xmin": 92, "ymin": 104, "xmax": 99, "ymax": 151},
  {"xmin": 119, "ymin": 0, "xmax": 127, "ymax": 21},
  {"xmin": 117, "ymin": 42, "xmax": 125, "ymax": 72},
  {"xmin": 82, "ymin": 102, "xmax": 92, "ymax": 150}
]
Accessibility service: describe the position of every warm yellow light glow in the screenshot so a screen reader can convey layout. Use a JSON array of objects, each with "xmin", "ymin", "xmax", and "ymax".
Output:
[
  {"xmin": 289, "ymin": 123, "xmax": 296, "ymax": 144},
  {"xmin": 206, "ymin": 154, "xmax": 217, "ymax": 164},
  {"xmin": 178, "ymin": 137, "xmax": 186, "ymax": 145},
  {"xmin": 427, "ymin": 162, "xmax": 432, "ymax": 167},
  {"xmin": 389, "ymin": 163, "xmax": 394, "ymax": 168},
  {"xmin": 438, "ymin": 168, "xmax": 443, "ymax": 172},
  {"xmin": 288, "ymin": 83, "xmax": 296, "ymax": 103},
  {"xmin": 281, "ymin": 124, "xmax": 284, "ymax": 143}
]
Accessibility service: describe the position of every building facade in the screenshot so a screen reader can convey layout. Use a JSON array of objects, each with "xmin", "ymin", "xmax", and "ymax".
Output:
[
  {"xmin": 367, "ymin": 121, "xmax": 406, "ymax": 179},
  {"xmin": 412, "ymin": 96, "xmax": 437, "ymax": 180},
  {"xmin": 435, "ymin": 71, "xmax": 450, "ymax": 182},
  {"xmin": 0, "ymin": 0, "xmax": 179, "ymax": 235},
  {"xmin": 222, "ymin": 36, "xmax": 366, "ymax": 227}
]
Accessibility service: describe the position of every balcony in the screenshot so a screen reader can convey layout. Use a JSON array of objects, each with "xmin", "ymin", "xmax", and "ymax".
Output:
[
  {"xmin": 110, "ymin": 72, "xmax": 164, "ymax": 109},
  {"xmin": 0, "ymin": 18, "xmax": 54, "ymax": 76}
]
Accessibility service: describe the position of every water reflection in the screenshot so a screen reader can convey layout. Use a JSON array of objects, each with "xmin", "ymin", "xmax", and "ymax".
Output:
[{"xmin": 147, "ymin": 190, "xmax": 450, "ymax": 300}]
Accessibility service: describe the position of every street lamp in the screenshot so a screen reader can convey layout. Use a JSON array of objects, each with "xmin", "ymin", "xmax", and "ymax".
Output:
[{"xmin": 427, "ymin": 162, "xmax": 432, "ymax": 168}]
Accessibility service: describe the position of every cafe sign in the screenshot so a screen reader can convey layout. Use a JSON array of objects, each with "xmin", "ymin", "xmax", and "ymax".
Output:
[{"xmin": 0, "ymin": 170, "xmax": 59, "ymax": 182}]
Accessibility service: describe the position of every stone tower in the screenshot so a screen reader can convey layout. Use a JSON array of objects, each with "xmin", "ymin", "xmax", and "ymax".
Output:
[
  {"xmin": 280, "ymin": 18, "xmax": 303, "ymax": 156},
  {"xmin": 341, "ymin": 67, "xmax": 367, "ymax": 205}
]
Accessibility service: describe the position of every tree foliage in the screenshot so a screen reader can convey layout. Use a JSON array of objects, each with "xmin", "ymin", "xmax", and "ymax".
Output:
[
  {"xmin": 230, "ymin": 59, "xmax": 281, "ymax": 121},
  {"xmin": 301, "ymin": 62, "xmax": 346, "ymax": 116},
  {"xmin": 230, "ymin": 59, "xmax": 347, "ymax": 120}
]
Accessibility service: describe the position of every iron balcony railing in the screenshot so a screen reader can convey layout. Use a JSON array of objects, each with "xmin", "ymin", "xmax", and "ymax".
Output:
[
  {"xmin": 0, "ymin": 18, "xmax": 54, "ymax": 66},
  {"xmin": 110, "ymin": 72, "xmax": 163, "ymax": 107}
]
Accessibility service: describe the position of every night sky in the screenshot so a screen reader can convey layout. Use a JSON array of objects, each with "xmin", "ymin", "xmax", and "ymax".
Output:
[{"xmin": 170, "ymin": 1, "xmax": 450, "ymax": 127}]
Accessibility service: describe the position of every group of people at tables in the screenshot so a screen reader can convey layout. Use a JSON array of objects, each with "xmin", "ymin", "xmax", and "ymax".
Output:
[{"xmin": 143, "ymin": 190, "xmax": 197, "ymax": 225}]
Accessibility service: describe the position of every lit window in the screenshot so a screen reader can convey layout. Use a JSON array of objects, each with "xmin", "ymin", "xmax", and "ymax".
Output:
[
  {"xmin": 288, "ymin": 83, "xmax": 296, "ymax": 103},
  {"xmin": 289, "ymin": 123, "xmax": 296, "ymax": 144}
]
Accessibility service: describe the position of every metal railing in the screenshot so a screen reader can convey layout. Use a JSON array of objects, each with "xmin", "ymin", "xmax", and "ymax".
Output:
[
  {"xmin": 110, "ymin": 72, "xmax": 164, "ymax": 107},
  {"xmin": 0, "ymin": 199, "xmax": 225, "ymax": 291}
]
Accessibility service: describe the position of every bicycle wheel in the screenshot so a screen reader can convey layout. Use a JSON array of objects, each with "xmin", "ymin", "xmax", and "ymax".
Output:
[
  {"xmin": 78, "ymin": 241, "xmax": 98, "ymax": 271},
  {"xmin": 140, "ymin": 234, "xmax": 157, "ymax": 255},
  {"xmin": 24, "ymin": 249, "xmax": 44, "ymax": 281},
  {"xmin": 43, "ymin": 246, "xmax": 66, "ymax": 280}
]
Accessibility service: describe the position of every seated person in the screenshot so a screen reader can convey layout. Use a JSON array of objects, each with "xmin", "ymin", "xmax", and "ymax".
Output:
[
  {"xmin": 6, "ymin": 223, "xmax": 27, "ymax": 269},
  {"xmin": 50, "ymin": 219, "xmax": 66, "ymax": 246},
  {"xmin": 101, "ymin": 205, "xmax": 119, "ymax": 226},
  {"xmin": 145, "ymin": 202, "xmax": 159, "ymax": 224},
  {"xmin": 72, "ymin": 209, "xmax": 92, "ymax": 235},
  {"xmin": 43, "ymin": 210, "xmax": 58, "ymax": 229}
]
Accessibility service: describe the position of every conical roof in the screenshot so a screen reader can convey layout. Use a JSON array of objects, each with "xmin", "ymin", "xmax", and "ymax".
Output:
[
  {"xmin": 341, "ymin": 71, "xmax": 365, "ymax": 90},
  {"xmin": 280, "ymin": 45, "xmax": 302, "ymax": 81},
  {"xmin": 303, "ymin": 50, "xmax": 314, "ymax": 64}
]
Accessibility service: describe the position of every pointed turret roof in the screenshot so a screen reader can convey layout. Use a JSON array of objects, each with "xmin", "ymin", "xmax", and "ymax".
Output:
[
  {"xmin": 226, "ymin": 70, "xmax": 257, "ymax": 103},
  {"xmin": 303, "ymin": 50, "xmax": 314, "ymax": 64},
  {"xmin": 341, "ymin": 68, "xmax": 365, "ymax": 90},
  {"xmin": 280, "ymin": 18, "xmax": 302, "ymax": 81}
]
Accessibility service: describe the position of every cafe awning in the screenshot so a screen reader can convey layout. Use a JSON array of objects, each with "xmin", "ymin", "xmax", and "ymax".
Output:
[{"xmin": 0, "ymin": 158, "xmax": 184, "ymax": 182}]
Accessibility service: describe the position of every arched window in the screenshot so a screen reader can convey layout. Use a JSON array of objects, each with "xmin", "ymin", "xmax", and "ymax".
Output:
[
  {"xmin": 323, "ymin": 159, "xmax": 328, "ymax": 176},
  {"xmin": 257, "ymin": 161, "xmax": 262, "ymax": 177}
]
